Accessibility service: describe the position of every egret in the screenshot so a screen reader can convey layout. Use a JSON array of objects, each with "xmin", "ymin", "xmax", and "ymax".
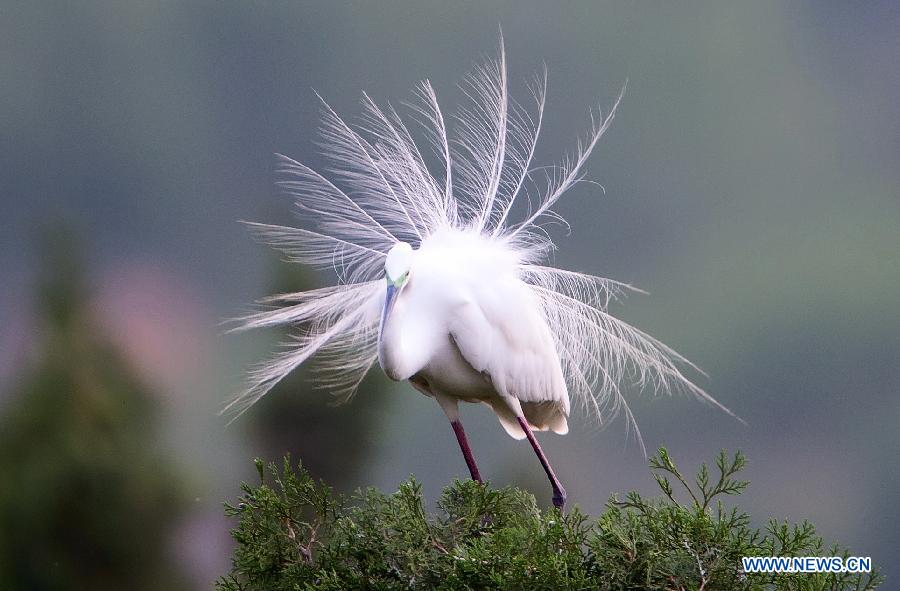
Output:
[{"xmin": 227, "ymin": 41, "xmax": 736, "ymax": 510}]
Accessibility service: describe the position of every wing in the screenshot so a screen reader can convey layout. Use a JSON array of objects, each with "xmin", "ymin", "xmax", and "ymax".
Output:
[{"xmin": 448, "ymin": 275, "xmax": 569, "ymax": 438}]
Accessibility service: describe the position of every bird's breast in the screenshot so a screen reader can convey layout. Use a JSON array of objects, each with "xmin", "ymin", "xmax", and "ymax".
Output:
[
  {"xmin": 379, "ymin": 311, "xmax": 495, "ymax": 400},
  {"xmin": 414, "ymin": 335, "xmax": 495, "ymax": 401}
]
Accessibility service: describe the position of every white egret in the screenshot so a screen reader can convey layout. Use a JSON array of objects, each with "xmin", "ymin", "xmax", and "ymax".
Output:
[{"xmin": 227, "ymin": 41, "xmax": 737, "ymax": 509}]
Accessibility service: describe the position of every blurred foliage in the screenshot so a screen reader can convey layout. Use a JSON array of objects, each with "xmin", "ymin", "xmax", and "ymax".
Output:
[
  {"xmin": 246, "ymin": 259, "xmax": 390, "ymax": 491},
  {"xmin": 0, "ymin": 233, "xmax": 189, "ymax": 590},
  {"xmin": 217, "ymin": 450, "xmax": 881, "ymax": 590}
]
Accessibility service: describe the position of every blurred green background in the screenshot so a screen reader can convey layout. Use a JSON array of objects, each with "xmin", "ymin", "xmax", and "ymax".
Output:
[{"xmin": 1, "ymin": 1, "xmax": 898, "ymax": 588}]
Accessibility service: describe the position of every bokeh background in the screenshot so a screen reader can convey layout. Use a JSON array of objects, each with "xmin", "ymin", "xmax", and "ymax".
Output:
[{"xmin": 2, "ymin": 1, "xmax": 898, "ymax": 588}]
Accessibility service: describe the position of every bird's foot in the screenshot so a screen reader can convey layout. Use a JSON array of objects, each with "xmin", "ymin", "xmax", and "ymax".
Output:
[{"xmin": 552, "ymin": 487, "xmax": 567, "ymax": 511}]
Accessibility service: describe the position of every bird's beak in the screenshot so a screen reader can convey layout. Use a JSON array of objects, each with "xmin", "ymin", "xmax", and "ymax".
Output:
[{"xmin": 379, "ymin": 282, "xmax": 399, "ymax": 339}]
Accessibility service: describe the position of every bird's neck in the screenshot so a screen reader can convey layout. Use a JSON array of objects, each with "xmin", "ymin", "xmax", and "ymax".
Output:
[
  {"xmin": 378, "ymin": 302, "xmax": 438, "ymax": 382},
  {"xmin": 378, "ymin": 309, "xmax": 410, "ymax": 381}
]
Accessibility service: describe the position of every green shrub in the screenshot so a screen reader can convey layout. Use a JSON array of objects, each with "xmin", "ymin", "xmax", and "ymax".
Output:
[{"xmin": 217, "ymin": 449, "xmax": 881, "ymax": 590}]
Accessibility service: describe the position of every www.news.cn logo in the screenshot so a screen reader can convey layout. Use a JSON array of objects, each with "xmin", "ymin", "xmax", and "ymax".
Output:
[{"xmin": 742, "ymin": 556, "xmax": 872, "ymax": 574}]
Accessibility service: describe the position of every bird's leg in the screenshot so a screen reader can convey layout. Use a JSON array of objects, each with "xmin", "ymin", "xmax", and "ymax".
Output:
[
  {"xmin": 430, "ymin": 390, "xmax": 482, "ymax": 483},
  {"xmin": 450, "ymin": 419, "xmax": 482, "ymax": 482},
  {"xmin": 517, "ymin": 417, "xmax": 567, "ymax": 510}
]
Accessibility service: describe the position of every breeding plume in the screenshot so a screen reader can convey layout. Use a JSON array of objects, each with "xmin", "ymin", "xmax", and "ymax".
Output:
[{"xmin": 228, "ymin": 42, "xmax": 734, "ymax": 509}]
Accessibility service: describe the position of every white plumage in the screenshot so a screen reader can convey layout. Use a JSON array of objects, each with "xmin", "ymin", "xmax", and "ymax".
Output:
[
  {"xmin": 376, "ymin": 228, "xmax": 569, "ymax": 441},
  {"xmin": 227, "ymin": 40, "xmax": 736, "ymax": 508}
]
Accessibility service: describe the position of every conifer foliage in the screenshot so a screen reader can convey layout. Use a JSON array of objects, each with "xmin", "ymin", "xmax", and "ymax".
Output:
[{"xmin": 218, "ymin": 450, "xmax": 881, "ymax": 591}]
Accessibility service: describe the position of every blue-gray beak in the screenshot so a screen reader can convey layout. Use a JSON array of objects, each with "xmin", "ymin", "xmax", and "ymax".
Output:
[{"xmin": 379, "ymin": 282, "xmax": 399, "ymax": 340}]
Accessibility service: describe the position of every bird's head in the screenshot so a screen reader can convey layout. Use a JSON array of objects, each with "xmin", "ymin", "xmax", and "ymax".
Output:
[
  {"xmin": 380, "ymin": 241, "xmax": 414, "ymax": 333},
  {"xmin": 385, "ymin": 241, "xmax": 413, "ymax": 286}
]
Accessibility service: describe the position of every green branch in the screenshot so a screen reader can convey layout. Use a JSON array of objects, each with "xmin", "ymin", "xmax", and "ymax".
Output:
[{"xmin": 218, "ymin": 449, "xmax": 881, "ymax": 591}]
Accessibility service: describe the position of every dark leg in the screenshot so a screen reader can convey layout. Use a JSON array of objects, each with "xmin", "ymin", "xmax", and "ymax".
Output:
[
  {"xmin": 450, "ymin": 420, "xmax": 482, "ymax": 482},
  {"xmin": 517, "ymin": 417, "xmax": 567, "ymax": 510}
]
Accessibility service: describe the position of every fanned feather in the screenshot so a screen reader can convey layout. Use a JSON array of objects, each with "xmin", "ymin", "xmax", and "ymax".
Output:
[{"xmin": 227, "ymin": 40, "xmax": 736, "ymax": 450}]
